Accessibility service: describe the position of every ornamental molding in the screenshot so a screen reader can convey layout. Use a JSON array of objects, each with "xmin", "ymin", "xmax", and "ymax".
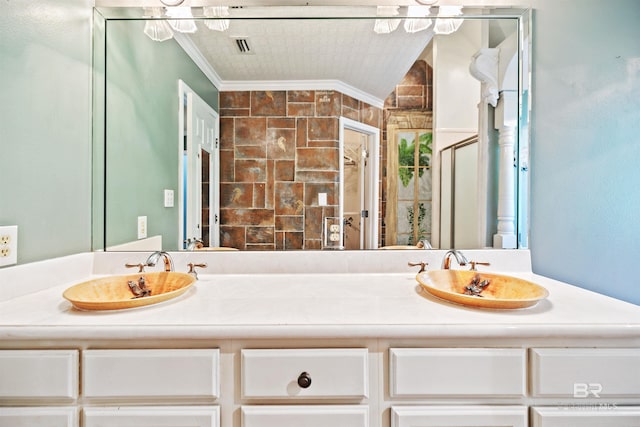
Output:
[{"xmin": 469, "ymin": 48, "xmax": 500, "ymax": 107}]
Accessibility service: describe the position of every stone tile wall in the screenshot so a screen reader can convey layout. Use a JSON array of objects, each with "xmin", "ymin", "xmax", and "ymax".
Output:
[
  {"xmin": 220, "ymin": 90, "xmax": 382, "ymax": 250},
  {"xmin": 381, "ymin": 60, "xmax": 433, "ymax": 246},
  {"xmin": 384, "ymin": 60, "xmax": 433, "ymax": 110}
]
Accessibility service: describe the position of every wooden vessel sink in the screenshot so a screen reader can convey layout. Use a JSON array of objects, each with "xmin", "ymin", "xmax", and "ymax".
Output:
[
  {"xmin": 416, "ymin": 269, "xmax": 549, "ymax": 309},
  {"xmin": 63, "ymin": 272, "xmax": 195, "ymax": 311}
]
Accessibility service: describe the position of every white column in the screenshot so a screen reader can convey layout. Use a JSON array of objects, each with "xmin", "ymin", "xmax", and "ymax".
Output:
[{"xmin": 493, "ymin": 123, "xmax": 517, "ymax": 249}]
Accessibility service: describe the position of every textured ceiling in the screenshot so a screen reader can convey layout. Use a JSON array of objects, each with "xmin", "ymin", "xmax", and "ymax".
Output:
[{"xmin": 186, "ymin": 16, "xmax": 434, "ymax": 103}]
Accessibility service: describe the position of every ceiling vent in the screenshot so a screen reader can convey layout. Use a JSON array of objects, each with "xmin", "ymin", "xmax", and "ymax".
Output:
[{"xmin": 234, "ymin": 38, "xmax": 252, "ymax": 54}]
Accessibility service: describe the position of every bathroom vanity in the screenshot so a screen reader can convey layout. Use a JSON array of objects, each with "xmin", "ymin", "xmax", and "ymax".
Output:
[{"xmin": 1, "ymin": 250, "xmax": 640, "ymax": 427}]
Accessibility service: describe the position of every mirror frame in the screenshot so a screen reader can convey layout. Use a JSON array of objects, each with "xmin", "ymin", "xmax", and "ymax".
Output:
[{"xmin": 91, "ymin": 5, "xmax": 532, "ymax": 252}]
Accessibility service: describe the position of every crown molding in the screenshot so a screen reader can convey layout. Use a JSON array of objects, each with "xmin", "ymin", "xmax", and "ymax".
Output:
[
  {"xmin": 173, "ymin": 32, "xmax": 224, "ymax": 89},
  {"xmin": 173, "ymin": 33, "xmax": 384, "ymax": 109}
]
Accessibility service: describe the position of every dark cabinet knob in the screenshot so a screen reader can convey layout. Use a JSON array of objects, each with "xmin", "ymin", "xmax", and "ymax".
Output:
[{"xmin": 297, "ymin": 371, "xmax": 312, "ymax": 388}]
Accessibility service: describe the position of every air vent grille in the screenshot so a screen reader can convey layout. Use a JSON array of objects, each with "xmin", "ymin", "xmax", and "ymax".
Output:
[{"xmin": 234, "ymin": 38, "xmax": 251, "ymax": 54}]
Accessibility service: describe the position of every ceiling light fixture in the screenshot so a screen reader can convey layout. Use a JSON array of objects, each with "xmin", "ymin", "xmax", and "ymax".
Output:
[
  {"xmin": 404, "ymin": 5, "xmax": 433, "ymax": 34},
  {"xmin": 433, "ymin": 5, "xmax": 464, "ymax": 35},
  {"xmin": 142, "ymin": 7, "xmax": 174, "ymax": 42},
  {"xmin": 166, "ymin": 6, "xmax": 197, "ymax": 34},
  {"xmin": 160, "ymin": 0, "xmax": 185, "ymax": 6},
  {"xmin": 374, "ymin": 6, "xmax": 401, "ymax": 34},
  {"xmin": 203, "ymin": 6, "xmax": 230, "ymax": 32}
]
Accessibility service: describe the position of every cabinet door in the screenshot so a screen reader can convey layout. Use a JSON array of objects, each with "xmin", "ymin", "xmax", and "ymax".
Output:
[
  {"xmin": 0, "ymin": 350, "xmax": 78, "ymax": 400},
  {"xmin": 83, "ymin": 349, "xmax": 219, "ymax": 399},
  {"xmin": 532, "ymin": 406, "xmax": 640, "ymax": 426},
  {"xmin": 531, "ymin": 348, "xmax": 640, "ymax": 398},
  {"xmin": 242, "ymin": 405, "xmax": 368, "ymax": 427},
  {"xmin": 83, "ymin": 406, "xmax": 219, "ymax": 427},
  {"xmin": 0, "ymin": 407, "xmax": 77, "ymax": 427},
  {"xmin": 390, "ymin": 348, "xmax": 526, "ymax": 398},
  {"xmin": 391, "ymin": 406, "xmax": 527, "ymax": 427}
]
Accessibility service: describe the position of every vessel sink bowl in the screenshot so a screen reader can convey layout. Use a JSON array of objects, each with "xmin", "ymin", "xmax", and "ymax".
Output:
[
  {"xmin": 63, "ymin": 272, "xmax": 195, "ymax": 311},
  {"xmin": 416, "ymin": 269, "xmax": 549, "ymax": 309}
]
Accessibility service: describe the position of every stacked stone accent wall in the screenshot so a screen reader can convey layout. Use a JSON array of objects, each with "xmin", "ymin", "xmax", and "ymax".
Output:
[{"xmin": 219, "ymin": 90, "xmax": 381, "ymax": 250}]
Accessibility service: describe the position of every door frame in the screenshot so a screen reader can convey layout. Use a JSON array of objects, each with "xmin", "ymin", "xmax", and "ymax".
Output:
[
  {"xmin": 339, "ymin": 117, "xmax": 380, "ymax": 250},
  {"xmin": 178, "ymin": 80, "xmax": 220, "ymax": 249}
]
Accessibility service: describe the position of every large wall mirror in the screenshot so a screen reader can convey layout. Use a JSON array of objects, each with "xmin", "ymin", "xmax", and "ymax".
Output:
[{"xmin": 92, "ymin": 5, "xmax": 531, "ymax": 252}]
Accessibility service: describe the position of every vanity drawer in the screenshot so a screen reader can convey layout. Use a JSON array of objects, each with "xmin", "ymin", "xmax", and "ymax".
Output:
[
  {"xmin": 82, "ymin": 349, "xmax": 219, "ymax": 399},
  {"xmin": 532, "ymin": 406, "xmax": 640, "ymax": 426},
  {"xmin": 0, "ymin": 350, "xmax": 78, "ymax": 400},
  {"xmin": 0, "ymin": 407, "xmax": 78, "ymax": 427},
  {"xmin": 241, "ymin": 405, "xmax": 368, "ymax": 427},
  {"xmin": 389, "ymin": 348, "xmax": 526, "ymax": 398},
  {"xmin": 241, "ymin": 348, "xmax": 368, "ymax": 399},
  {"xmin": 531, "ymin": 348, "xmax": 640, "ymax": 397},
  {"xmin": 83, "ymin": 406, "xmax": 219, "ymax": 427},
  {"xmin": 391, "ymin": 405, "xmax": 527, "ymax": 427}
]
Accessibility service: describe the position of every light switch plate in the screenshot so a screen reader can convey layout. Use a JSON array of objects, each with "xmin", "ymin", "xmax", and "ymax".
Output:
[{"xmin": 164, "ymin": 189, "xmax": 174, "ymax": 208}]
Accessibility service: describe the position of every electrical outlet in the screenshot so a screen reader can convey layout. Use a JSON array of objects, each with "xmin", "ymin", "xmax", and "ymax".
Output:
[
  {"xmin": 0, "ymin": 225, "xmax": 18, "ymax": 267},
  {"xmin": 137, "ymin": 216, "xmax": 147, "ymax": 240}
]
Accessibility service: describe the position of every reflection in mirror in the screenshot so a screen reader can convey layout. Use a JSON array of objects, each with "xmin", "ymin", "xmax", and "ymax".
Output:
[{"xmin": 94, "ymin": 6, "xmax": 530, "ymax": 252}]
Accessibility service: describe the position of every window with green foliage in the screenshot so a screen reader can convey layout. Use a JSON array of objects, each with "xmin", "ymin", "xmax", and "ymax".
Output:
[{"xmin": 396, "ymin": 130, "xmax": 432, "ymax": 245}]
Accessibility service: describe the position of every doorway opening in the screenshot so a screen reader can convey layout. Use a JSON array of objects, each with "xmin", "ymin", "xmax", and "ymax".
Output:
[
  {"xmin": 178, "ymin": 80, "xmax": 220, "ymax": 250},
  {"xmin": 339, "ymin": 117, "xmax": 380, "ymax": 250}
]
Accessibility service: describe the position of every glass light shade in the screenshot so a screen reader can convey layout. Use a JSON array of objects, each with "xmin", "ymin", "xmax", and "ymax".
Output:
[
  {"xmin": 203, "ymin": 6, "xmax": 230, "ymax": 32},
  {"xmin": 166, "ymin": 7, "xmax": 197, "ymax": 33},
  {"xmin": 374, "ymin": 6, "xmax": 401, "ymax": 34},
  {"xmin": 433, "ymin": 6, "xmax": 464, "ymax": 35},
  {"xmin": 143, "ymin": 20, "xmax": 174, "ymax": 42},
  {"xmin": 404, "ymin": 5, "xmax": 433, "ymax": 33}
]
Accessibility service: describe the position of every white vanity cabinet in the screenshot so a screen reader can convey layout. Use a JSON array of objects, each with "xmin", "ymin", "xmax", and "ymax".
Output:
[
  {"xmin": 391, "ymin": 405, "xmax": 527, "ymax": 427},
  {"xmin": 0, "ymin": 349, "xmax": 220, "ymax": 427},
  {"xmin": 389, "ymin": 348, "xmax": 526, "ymax": 398},
  {"xmin": 532, "ymin": 406, "xmax": 640, "ymax": 426},
  {"xmin": 242, "ymin": 405, "xmax": 368, "ymax": 427},
  {"xmin": 83, "ymin": 406, "xmax": 220, "ymax": 427},
  {"xmin": 0, "ymin": 407, "xmax": 77, "ymax": 427},
  {"xmin": 240, "ymin": 348, "xmax": 369, "ymax": 427},
  {"xmin": 82, "ymin": 349, "xmax": 220, "ymax": 400},
  {"xmin": 387, "ymin": 348, "xmax": 528, "ymax": 426},
  {"xmin": 241, "ymin": 348, "xmax": 368, "ymax": 399},
  {"xmin": 0, "ymin": 350, "xmax": 78, "ymax": 401},
  {"xmin": 0, "ymin": 350, "xmax": 79, "ymax": 427},
  {"xmin": 530, "ymin": 348, "xmax": 640, "ymax": 398}
]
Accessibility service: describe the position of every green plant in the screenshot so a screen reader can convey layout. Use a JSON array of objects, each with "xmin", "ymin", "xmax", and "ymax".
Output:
[
  {"xmin": 398, "ymin": 132, "xmax": 432, "ymax": 187},
  {"xmin": 407, "ymin": 202, "xmax": 427, "ymax": 245}
]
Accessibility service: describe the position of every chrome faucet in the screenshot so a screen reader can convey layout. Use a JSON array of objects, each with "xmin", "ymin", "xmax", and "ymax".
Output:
[
  {"xmin": 184, "ymin": 238, "xmax": 203, "ymax": 251},
  {"xmin": 145, "ymin": 251, "xmax": 174, "ymax": 272},
  {"xmin": 417, "ymin": 239, "xmax": 432, "ymax": 249},
  {"xmin": 441, "ymin": 249, "xmax": 468, "ymax": 269}
]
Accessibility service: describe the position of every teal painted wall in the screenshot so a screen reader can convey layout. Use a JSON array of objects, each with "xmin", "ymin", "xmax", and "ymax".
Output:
[
  {"xmin": 0, "ymin": 0, "xmax": 93, "ymax": 264},
  {"xmin": 527, "ymin": 0, "xmax": 640, "ymax": 305},
  {"xmin": 104, "ymin": 20, "xmax": 218, "ymax": 250}
]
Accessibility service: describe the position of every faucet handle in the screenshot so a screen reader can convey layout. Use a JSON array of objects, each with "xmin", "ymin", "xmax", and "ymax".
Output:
[
  {"xmin": 408, "ymin": 261, "xmax": 428, "ymax": 273},
  {"xmin": 125, "ymin": 263, "xmax": 146, "ymax": 273},
  {"xmin": 187, "ymin": 262, "xmax": 208, "ymax": 280},
  {"xmin": 468, "ymin": 261, "xmax": 490, "ymax": 271}
]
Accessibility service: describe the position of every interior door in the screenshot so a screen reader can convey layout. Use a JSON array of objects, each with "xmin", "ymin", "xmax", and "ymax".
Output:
[
  {"xmin": 339, "ymin": 117, "xmax": 380, "ymax": 250},
  {"xmin": 184, "ymin": 90, "xmax": 219, "ymax": 249}
]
